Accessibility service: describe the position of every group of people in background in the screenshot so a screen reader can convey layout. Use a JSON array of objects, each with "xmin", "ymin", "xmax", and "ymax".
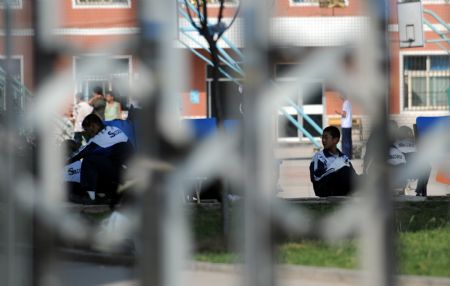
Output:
[
  {"xmin": 55, "ymin": 87, "xmax": 123, "ymax": 146},
  {"xmin": 57, "ymin": 87, "xmax": 132, "ymax": 205}
]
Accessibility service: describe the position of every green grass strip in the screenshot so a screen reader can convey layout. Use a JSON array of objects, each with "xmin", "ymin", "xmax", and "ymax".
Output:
[{"xmin": 195, "ymin": 226, "xmax": 450, "ymax": 277}]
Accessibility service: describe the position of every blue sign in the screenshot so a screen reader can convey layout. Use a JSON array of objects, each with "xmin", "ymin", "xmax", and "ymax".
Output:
[{"xmin": 190, "ymin": 90, "xmax": 200, "ymax": 104}]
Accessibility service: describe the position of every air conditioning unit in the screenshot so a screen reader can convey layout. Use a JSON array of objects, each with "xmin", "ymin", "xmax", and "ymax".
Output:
[
  {"xmin": 322, "ymin": 0, "xmax": 346, "ymax": 8},
  {"xmin": 319, "ymin": 0, "xmax": 329, "ymax": 8}
]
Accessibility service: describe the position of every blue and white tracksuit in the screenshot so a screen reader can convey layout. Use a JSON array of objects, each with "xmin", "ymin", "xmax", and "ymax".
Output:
[
  {"xmin": 65, "ymin": 126, "xmax": 133, "ymax": 193},
  {"xmin": 309, "ymin": 149, "xmax": 356, "ymax": 197},
  {"xmin": 390, "ymin": 138, "xmax": 429, "ymax": 195}
]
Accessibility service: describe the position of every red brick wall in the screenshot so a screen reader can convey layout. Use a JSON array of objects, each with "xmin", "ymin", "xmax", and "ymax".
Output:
[
  {"xmin": 185, "ymin": 49, "xmax": 208, "ymax": 117},
  {"xmin": 0, "ymin": 1, "xmax": 33, "ymax": 28}
]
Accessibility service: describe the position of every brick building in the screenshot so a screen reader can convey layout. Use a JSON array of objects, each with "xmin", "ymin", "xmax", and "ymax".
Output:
[{"xmin": 0, "ymin": 0, "xmax": 448, "ymax": 141}]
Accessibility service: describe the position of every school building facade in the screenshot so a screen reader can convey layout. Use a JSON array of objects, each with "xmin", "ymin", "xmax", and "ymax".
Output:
[{"xmin": 0, "ymin": 0, "xmax": 449, "ymax": 141}]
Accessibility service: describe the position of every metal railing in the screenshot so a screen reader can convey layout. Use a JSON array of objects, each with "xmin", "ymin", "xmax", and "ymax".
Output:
[{"xmin": 178, "ymin": 0, "xmax": 323, "ymax": 146}]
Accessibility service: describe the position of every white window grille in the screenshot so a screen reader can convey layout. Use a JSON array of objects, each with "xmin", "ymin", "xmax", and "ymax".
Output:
[
  {"xmin": 290, "ymin": 0, "xmax": 349, "ymax": 7},
  {"xmin": 403, "ymin": 55, "xmax": 450, "ymax": 111},
  {"xmin": 73, "ymin": 0, "xmax": 131, "ymax": 8},
  {"xmin": 0, "ymin": 0, "xmax": 22, "ymax": 9},
  {"xmin": 421, "ymin": 0, "xmax": 449, "ymax": 4},
  {"xmin": 188, "ymin": 0, "xmax": 239, "ymax": 6}
]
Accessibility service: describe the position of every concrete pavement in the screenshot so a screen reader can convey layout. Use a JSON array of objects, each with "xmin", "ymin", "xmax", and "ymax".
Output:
[{"xmin": 93, "ymin": 263, "xmax": 450, "ymax": 286}]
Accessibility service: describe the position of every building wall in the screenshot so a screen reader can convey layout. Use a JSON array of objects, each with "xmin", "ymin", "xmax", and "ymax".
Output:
[
  {"xmin": 0, "ymin": 0, "xmax": 448, "ymax": 130},
  {"xmin": 276, "ymin": 0, "xmax": 365, "ymax": 17}
]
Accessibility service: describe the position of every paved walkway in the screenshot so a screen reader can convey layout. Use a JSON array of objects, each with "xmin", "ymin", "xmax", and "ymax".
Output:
[{"xmin": 95, "ymin": 263, "xmax": 450, "ymax": 286}]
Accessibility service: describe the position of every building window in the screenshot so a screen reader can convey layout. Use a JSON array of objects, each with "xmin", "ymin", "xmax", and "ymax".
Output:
[
  {"xmin": 403, "ymin": 55, "xmax": 450, "ymax": 111},
  {"xmin": 0, "ymin": 0, "xmax": 22, "ymax": 9},
  {"xmin": 0, "ymin": 56, "xmax": 24, "ymax": 113},
  {"xmin": 187, "ymin": 0, "xmax": 238, "ymax": 6},
  {"xmin": 290, "ymin": 0, "xmax": 348, "ymax": 7},
  {"xmin": 74, "ymin": 55, "xmax": 132, "ymax": 109},
  {"xmin": 421, "ymin": 0, "xmax": 450, "ymax": 4},
  {"xmin": 73, "ymin": 0, "xmax": 131, "ymax": 8}
]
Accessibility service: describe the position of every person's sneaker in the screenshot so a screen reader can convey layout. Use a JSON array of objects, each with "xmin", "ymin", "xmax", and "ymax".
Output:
[{"xmin": 87, "ymin": 191, "xmax": 95, "ymax": 200}]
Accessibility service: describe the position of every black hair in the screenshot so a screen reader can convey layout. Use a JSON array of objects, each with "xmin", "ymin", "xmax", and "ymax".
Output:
[
  {"xmin": 82, "ymin": 113, "xmax": 104, "ymax": 130},
  {"xmin": 106, "ymin": 90, "xmax": 119, "ymax": 98},
  {"xmin": 398, "ymin": 125, "xmax": 414, "ymax": 139},
  {"xmin": 323, "ymin": 126, "xmax": 340, "ymax": 139},
  {"xmin": 92, "ymin": 86, "xmax": 104, "ymax": 96}
]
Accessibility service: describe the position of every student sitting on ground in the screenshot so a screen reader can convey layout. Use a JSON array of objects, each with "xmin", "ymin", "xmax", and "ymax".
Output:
[
  {"xmin": 392, "ymin": 125, "xmax": 431, "ymax": 196},
  {"xmin": 309, "ymin": 126, "xmax": 358, "ymax": 197},
  {"xmin": 66, "ymin": 114, "xmax": 134, "ymax": 203}
]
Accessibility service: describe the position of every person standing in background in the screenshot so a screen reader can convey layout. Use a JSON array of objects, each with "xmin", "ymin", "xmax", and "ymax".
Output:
[
  {"xmin": 54, "ymin": 106, "xmax": 75, "ymax": 146},
  {"xmin": 104, "ymin": 90, "xmax": 122, "ymax": 121},
  {"xmin": 88, "ymin": 87, "xmax": 106, "ymax": 120},
  {"xmin": 74, "ymin": 92, "xmax": 93, "ymax": 144},
  {"xmin": 335, "ymin": 96, "xmax": 352, "ymax": 159}
]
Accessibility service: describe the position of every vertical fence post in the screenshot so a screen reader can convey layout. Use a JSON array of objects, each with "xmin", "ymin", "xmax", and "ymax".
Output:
[
  {"xmin": 242, "ymin": 0, "xmax": 276, "ymax": 286},
  {"xmin": 31, "ymin": 1, "xmax": 61, "ymax": 285},
  {"xmin": 3, "ymin": 0, "xmax": 16, "ymax": 285},
  {"xmin": 360, "ymin": 1, "xmax": 396, "ymax": 286},
  {"xmin": 137, "ymin": 1, "xmax": 187, "ymax": 286}
]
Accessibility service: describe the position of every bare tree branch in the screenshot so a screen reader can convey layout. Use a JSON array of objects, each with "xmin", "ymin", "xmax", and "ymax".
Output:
[
  {"xmin": 200, "ymin": 0, "xmax": 206, "ymax": 26},
  {"xmin": 217, "ymin": 0, "xmax": 226, "ymax": 28},
  {"xmin": 217, "ymin": 2, "xmax": 240, "ymax": 40},
  {"xmin": 184, "ymin": 0, "xmax": 202, "ymax": 31}
]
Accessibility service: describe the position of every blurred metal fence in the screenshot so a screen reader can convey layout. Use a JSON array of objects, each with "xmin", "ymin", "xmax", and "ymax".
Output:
[{"xmin": 0, "ymin": 0, "xmax": 448, "ymax": 286}]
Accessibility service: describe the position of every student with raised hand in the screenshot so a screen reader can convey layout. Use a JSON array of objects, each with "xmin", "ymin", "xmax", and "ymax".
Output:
[
  {"xmin": 309, "ymin": 126, "xmax": 358, "ymax": 197},
  {"xmin": 88, "ymin": 87, "xmax": 106, "ymax": 120}
]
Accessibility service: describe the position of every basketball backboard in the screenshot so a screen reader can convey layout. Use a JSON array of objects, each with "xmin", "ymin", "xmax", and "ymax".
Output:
[{"xmin": 397, "ymin": 1, "xmax": 424, "ymax": 48}]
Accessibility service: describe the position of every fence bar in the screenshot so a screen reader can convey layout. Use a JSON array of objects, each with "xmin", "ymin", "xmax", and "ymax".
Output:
[
  {"xmin": 360, "ymin": 1, "xmax": 395, "ymax": 286},
  {"xmin": 3, "ymin": 0, "xmax": 17, "ymax": 285},
  {"xmin": 242, "ymin": 0, "xmax": 276, "ymax": 286},
  {"xmin": 31, "ymin": 0, "xmax": 63, "ymax": 285},
  {"xmin": 138, "ymin": 0, "xmax": 188, "ymax": 286}
]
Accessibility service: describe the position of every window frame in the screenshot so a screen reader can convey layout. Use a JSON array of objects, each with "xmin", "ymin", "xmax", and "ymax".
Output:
[
  {"xmin": 289, "ymin": 0, "xmax": 349, "ymax": 7},
  {"xmin": 186, "ymin": 0, "xmax": 239, "ymax": 7},
  {"xmin": 0, "ymin": 55, "xmax": 24, "ymax": 84},
  {"xmin": 421, "ymin": 0, "xmax": 450, "ymax": 4},
  {"xmin": 400, "ymin": 51, "xmax": 450, "ymax": 113},
  {"xmin": 73, "ymin": 54, "xmax": 133, "ymax": 93},
  {"xmin": 275, "ymin": 64, "xmax": 325, "ymax": 142},
  {"xmin": 0, "ymin": 0, "xmax": 22, "ymax": 9},
  {"xmin": 72, "ymin": 0, "xmax": 132, "ymax": 9},
  {"xmin": 0, "ymin": 55, "xmax": 24, "ymax": 112}
]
